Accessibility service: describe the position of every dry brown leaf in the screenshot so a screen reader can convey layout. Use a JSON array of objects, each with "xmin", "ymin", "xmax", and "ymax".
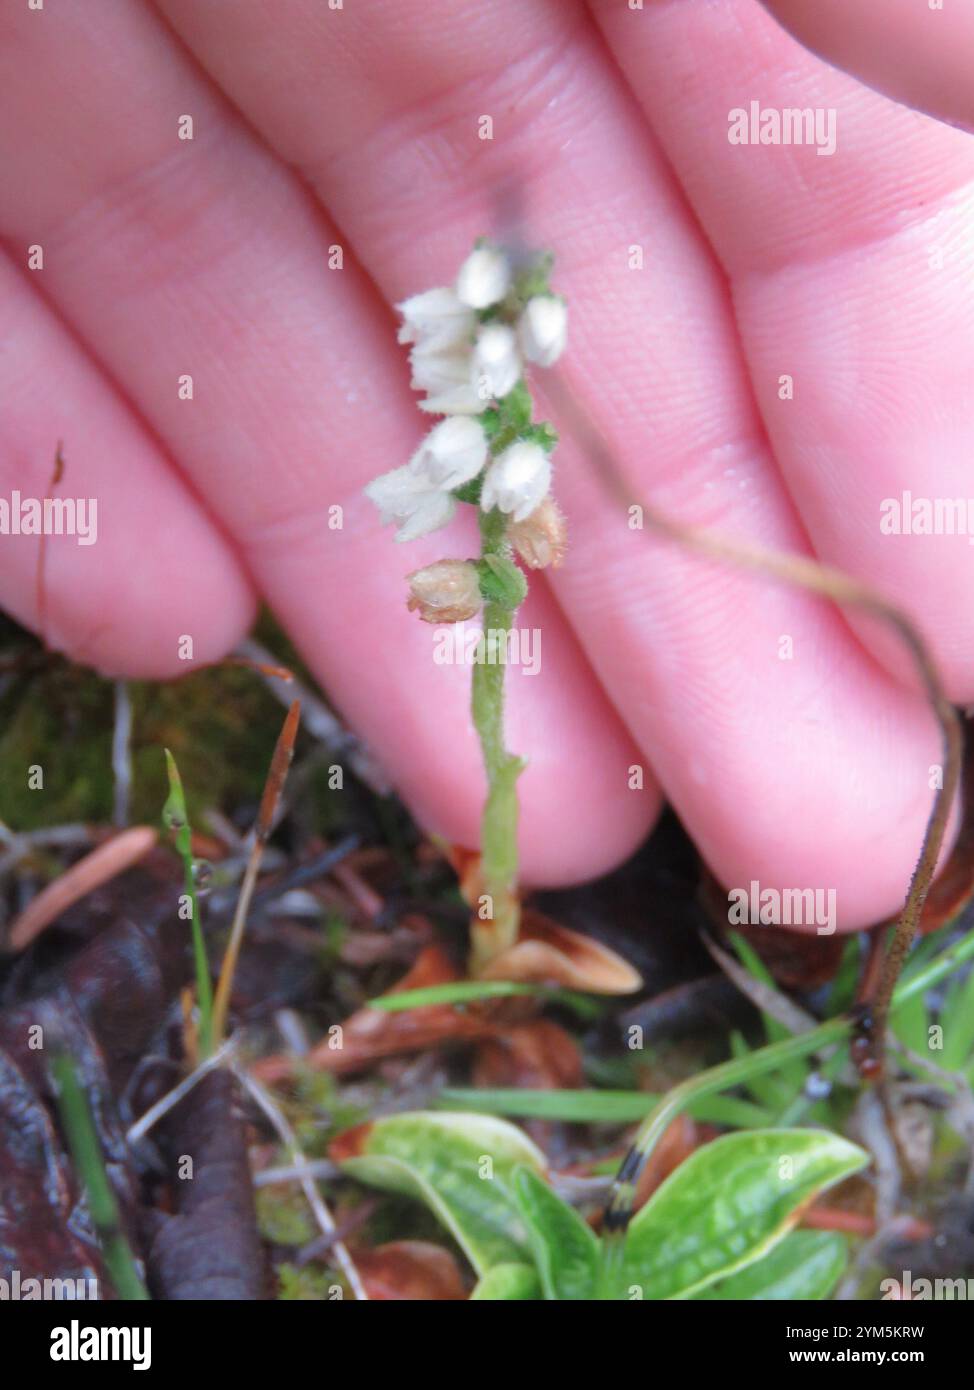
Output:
[
  {"xmin": 353, "ymin": 1241, "xmax": 467, "ymax": 1300},
  {"xmin": 480, "ymin": 909, "xmax": 642, "ymax": 994}
]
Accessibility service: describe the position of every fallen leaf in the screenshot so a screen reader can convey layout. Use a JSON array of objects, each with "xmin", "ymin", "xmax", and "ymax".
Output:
[{"xmin": 353, "ymin": 1241, "xmax": 467, "ymax": 1300}]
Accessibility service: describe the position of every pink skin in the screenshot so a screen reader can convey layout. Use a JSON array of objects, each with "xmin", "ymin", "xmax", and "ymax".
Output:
[{"xmin": 0, "ymin": 1, "xmax": 970, "ymax": 928}]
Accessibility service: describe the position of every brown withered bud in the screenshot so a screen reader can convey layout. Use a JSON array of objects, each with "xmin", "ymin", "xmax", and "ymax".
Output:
[
  {"xmin": 406, "ymin": 559, "xmax": 481, "ymax": 624},
  {"xmin": 508, "ymin": 497, "xmax": 567, "ymax": 570}
]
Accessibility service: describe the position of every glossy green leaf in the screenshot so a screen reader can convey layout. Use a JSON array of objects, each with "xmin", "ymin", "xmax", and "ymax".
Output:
[
  {"xmin": 513, "ymin": 1167, "xmax": 599, "ymax": 1300},
  {"xmin": 335, "ymin": 1112, "xmax": 546, "ymax": 1275},
  {"xmin": 621, "ymin": 1128, "xmax": 868, "ymax": 1300},
  {"xmin": 470, "ymin": 1263, "xmax": 542, "ymax": 1300},
  {"xmin": 691, "ymin": 1230, "xmax": 848, "ymax": 1301}
]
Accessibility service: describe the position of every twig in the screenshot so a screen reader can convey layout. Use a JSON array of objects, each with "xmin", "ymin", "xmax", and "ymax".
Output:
[
  {"xmin": 0, "ymin": 822, "xmax": 92, "ymax": 879},
  {"xmin": 211, "ymin": 701, "xmax": 301, "ymax": 1043},
  {"xmin": 253, "ymin": 1158, "xmax": 341, "ymax": 1187},
  {"xmin": 700, "ymin": 932, "xmax": 820, "ymax": 1036},
  {"xmin": 236, "ymin": 638, "xmax": 391, "ymax": 795},
  {"xmin": 235, "ymin": 1066, "xmax": 368, "ymax": 1300},
  {"xmin": 111, "ymin": 680, "xmax": 133, "ymax": 828},
  {"xmin": 35, "ymin": 441, "xmax": 64, "ymax": 647},
  {"xmin": 125, "ymin": 1038, "xmax": 238, "ymax": 1146}
]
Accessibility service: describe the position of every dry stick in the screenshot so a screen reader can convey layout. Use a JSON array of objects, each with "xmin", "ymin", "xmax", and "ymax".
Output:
[
  {"xmin": 125, "ymin": 1038, "xmax": 238, "ymax": 1147},
  {"xmin": 544, "ymin": 373, "xmax": 962, "ymax": 1071},
  {"xmin": 112, "ymin": 680, "xmax": 133, "ymax": 828},
  {"xmin": 211, "ymin": 700, "xmax": 301, "ymax": 1044},
  {"xmin": 35, "ymin": 440, "xmax": 64, "ymax": 647},
  {"xmin": 236, "ymin": 637, "xmax": 392, "ymax": 796},
  {"xmin": 235, "ymin": 1065, "xmax": 368, "ymax": 1301}
]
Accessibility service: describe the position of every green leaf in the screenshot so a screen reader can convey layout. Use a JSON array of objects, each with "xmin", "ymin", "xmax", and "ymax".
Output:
[
  {"xmin": 892, "ymin": 988, "xmax": 931, "ymax": 1057},
  {"xmin": 437, "ymin": 1087, "xmax": 771, "ymax": 1128},
  {"xmin": 513, "ymin": 1167, "xmax": 600, "ymax": 1300},
  {"xmin": 477, "ymin": 554, "xmax": 527, "ymax": 609},
  {"xmin": 621, "ymin": 1128, "xmax": 868, "ymax": 1300},
  {"xmin": 691, "ymin": 1230, "xmax": 848, "ymax": 1301},
  {"xmin": 367, "ymin": 981, "xmax": 542, "ymax": 1011},
  {"xmin": 730, "ymin": 1030, "xmax": 791, "ymax": 1113},
  {"xmin": 939, "ymin": 962, "xmax": 974, "ymax": 1069},
  {"xmin": 470, "ymin": 1263, "xmax": 542, "ymax": 1301},
  {"xmin": 334, "ymin": 1112, "xmax": 546, "ymax": 1276}
]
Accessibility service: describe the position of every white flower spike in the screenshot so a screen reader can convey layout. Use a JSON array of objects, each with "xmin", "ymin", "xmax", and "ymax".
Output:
[
  {"xmin": 365, "ymin": 238, "xmax": 571, "ymax": 974},
  {"xmin": 518, "ymin": 295, "xmax": 567, "ymax": 367},
  {"xmin": 480, "ymin": 441, "xmax": 552, "ymax": 522},
  {"xmin": 456, "ymin": 245, "xmax": 511, "ymax": 310}
]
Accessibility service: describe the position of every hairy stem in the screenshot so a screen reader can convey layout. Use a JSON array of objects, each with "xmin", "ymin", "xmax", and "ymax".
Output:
[{"xmin": 470, "ymin": 507, "xmax": 523, "ymax": 970}]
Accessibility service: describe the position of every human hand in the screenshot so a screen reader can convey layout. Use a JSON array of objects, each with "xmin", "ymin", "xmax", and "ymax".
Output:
[{"xmin": 1, "ymin": 0, "xmax": 972, "ymax": 931}]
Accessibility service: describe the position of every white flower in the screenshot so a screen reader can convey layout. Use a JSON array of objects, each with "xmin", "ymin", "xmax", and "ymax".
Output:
[
  {"xmin": 472, "ymin": 323, "xmax": 521, "ymax": 400},
  {"xmin": 481, "ymin": 441, "xmax": 552, "ymax": 522},
  {"xmin": 518, "ymin": 295, "xmax": 567, "ymax": 367},
  {"xmin": 456, "ymin": 246, "xmax": 511, "ymax": 309},
  {"xmin": 364, "ymin": 465, "xmax": 457, "ymax": 542},
  {"xmin": 409, "ymin": 346, "xmax": 472, "ymax": 396},
  {"xmin": 410, "ymin": 342, "xmax": 483, "ymax": 415},
  {"xmin": 408, "ymin": 417, "xmax": 488, "ymax": 490},
  {"xmin": 397, "ymin": 287, "xmax": 475, "ymax": 352}
]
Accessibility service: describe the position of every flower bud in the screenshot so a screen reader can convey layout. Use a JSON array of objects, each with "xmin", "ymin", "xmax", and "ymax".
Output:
[
  {"xmin": 508, "ymin": 496, "xmax": 567, "ymax": 569},
  {"xmin": 456, "ymin": 245, "xmax": 511, "ymax": 309},
  {"xmin": 518, "ymin": 295, "xmax": 567, "ymax": 367},
  {"xmin": 472, "ymin": 323, "xmax": 521, "ymax": 401},
  {"xmin": 480, "ymin": 441, "xmax": 552, "ymax": 522},
  {"xmin": 406, "ymin": 559, "xmax": 482, "ymax": 624}
]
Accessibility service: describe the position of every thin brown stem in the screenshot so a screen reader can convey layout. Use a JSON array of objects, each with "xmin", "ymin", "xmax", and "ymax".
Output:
[
  {"xmin": 212, "ymin": 700, "xmax": 301, "ymax": 1042},
  {"xmin": 544, "ymin": 375, "xmax": 962, "ymax": 1073}
]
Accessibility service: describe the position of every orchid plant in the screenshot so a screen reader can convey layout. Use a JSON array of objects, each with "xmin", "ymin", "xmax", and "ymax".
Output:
[{"xmin": 366, "ymin": 242, "xmax": 568, "ymax": 972}]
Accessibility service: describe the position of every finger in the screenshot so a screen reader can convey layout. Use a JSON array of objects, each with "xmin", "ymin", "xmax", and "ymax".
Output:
[
  {"xmin": 0, "ymin": 0, "xmax": 653, "ymax": 884},
  {"xmin": 589, "ymin": 0, "xmax": 974, "ymax": 700},
  {"xmin": 156, "ymin": 0, "xmax": 952, "ymax": 927},
  {"xmin": 763, "ymin": 0, "xmax": 974, "ymax": 133},
  {"xmin": 0, "ymin": 252, "xmax": 253, "ymax": 677}
]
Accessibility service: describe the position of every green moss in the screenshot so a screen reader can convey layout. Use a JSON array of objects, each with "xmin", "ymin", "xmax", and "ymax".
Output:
[
  {"xmin": 0, "ymin": 609, "xmax": 350, "ymax": 835},
  {"xmin": 256, "ymin": 1185, "xmax": 316, "ymax": 1247},
  {"xmin": 276, "ymin": 1263, "xmax": 343, "ymax": 1300}
]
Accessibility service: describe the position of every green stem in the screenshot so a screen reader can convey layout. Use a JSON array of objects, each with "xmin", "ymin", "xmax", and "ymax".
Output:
[
  {"xmin": 51, "ymin": 1052, "xmax": 149, "ymax": 1300},
  {"xmin": 163, "ymin": 749, "xmax": 213, "ymax": 1058},
  {"xmin": 470, "ymin": 506, "xmax": 523, "ymax": 970}
]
